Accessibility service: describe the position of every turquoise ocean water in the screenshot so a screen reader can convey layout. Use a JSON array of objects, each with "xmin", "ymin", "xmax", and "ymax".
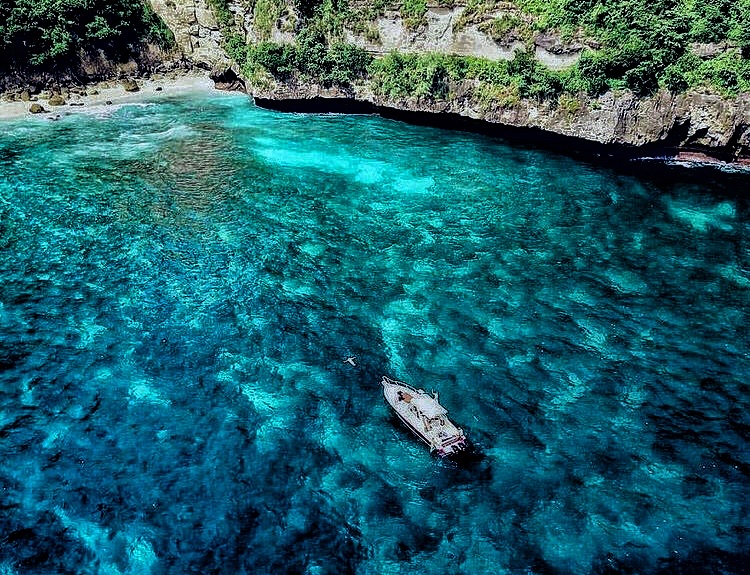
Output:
[{"xmin": 0, "ymin": 90, "xmax": 748, "ymax": 574}]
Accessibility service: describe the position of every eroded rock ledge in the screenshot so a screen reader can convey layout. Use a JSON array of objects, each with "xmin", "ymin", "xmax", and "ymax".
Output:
[{"xmin": 248, "ymin": 80, "xmax": 750, "ymax": 167}]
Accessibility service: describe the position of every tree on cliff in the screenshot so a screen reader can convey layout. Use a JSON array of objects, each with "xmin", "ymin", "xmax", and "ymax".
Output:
[{"xmin": 0, "ymin": 0, "xmax": 173, "ymax": 73}]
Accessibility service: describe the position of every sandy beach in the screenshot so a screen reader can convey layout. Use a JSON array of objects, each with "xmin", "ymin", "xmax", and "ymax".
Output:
[{"xmin": 0, "ymin": 73, "xmax": 222, "ymax": 121}]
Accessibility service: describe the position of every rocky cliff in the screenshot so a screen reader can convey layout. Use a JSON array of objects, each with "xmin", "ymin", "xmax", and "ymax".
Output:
[
  {"xmin": 251, "ymin": 75, "xmax": 750, "ymax": 166},
  {"xmin": 149, "ymin": 0, "xmax": 750, "ymax": 167},
  {"xmin": 148, "ymin": 0, "xmax": 230, "ymax": 67}
]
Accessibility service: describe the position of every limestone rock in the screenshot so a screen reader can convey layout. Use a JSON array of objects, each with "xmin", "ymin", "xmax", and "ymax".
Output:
[
  {"xmin": 195, "ymin": 6, "xmax": 220, "ymax": 30},
  {"xmin": 534, "ymin": 32, "xmax": 583, "ymax": 55},
  {"xmin": 29, "ymin": 103, "xmax": 45, "ymax": 113},
  {"xmin": 48, "ymin": 94, "xmax": 66, "ymax": 106},
  {"xmin": 147, "ymin": 0, "xmax": 229, "ymax": 67},
  {"xmin": 122, "ymin": 79, "xmax": 140, "ymax": 92},
  {"xmin": 20, "ymin": 90, "xmax": 30, "ymax": 101},
  {"xmin": 691, "ymin": 42, "xmax": 729, "ymax": 58}
]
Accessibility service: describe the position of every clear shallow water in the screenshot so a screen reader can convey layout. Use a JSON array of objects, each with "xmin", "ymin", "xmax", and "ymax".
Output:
[{"xmin": 0, "ymin": 91, "xmax": 748, "ymax": 575}]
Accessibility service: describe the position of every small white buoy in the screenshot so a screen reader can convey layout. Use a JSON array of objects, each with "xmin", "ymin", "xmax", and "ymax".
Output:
[{"xmin": 343, "ymin": 356, "xmax": 357, "ymax": 367}]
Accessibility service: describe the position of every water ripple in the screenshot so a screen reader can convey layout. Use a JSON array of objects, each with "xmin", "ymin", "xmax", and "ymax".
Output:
[{"xmin": 0, "ymin": 92, "xmax": 748, "ymax": 575}]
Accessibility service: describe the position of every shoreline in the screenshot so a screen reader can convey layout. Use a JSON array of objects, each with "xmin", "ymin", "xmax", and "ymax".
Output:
[
  {"xmin": 0, "ymin": 72, "xmax": 218, "ymax": 121},
  {"xmin": 3, "ymin": 70, "xmax": 748, "ymax": 177}
]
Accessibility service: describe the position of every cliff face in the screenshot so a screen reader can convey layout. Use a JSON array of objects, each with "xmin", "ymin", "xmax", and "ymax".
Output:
[
  {"xmin": 150, "ymin": 1, "xmax": 750, "ymax": 166},
  {"xmin": 147, "ymin": 0, "xmax": 229, "ymax": 67},
  {"xmin": 252, "ymin": 77, "xmax": 750, "ymax": 164}
]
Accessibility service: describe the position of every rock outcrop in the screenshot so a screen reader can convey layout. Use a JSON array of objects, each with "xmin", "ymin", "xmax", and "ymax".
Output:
[
  {"xmin": 209, "ymin": 65, "xmax": 245, "ymax": 91},
  {"xmin": 122, "ymin": 79, "xmax": 140, "ymax": 92},
  {"xmin": 48, "ymin": 94, "xmax": 66, "ymax": 106},
  {"xmin": 147, "ymin": 0, "xmax": 229, "ymax": 68},
  {"xmin": 343, "ymin": 5, "xmax": 587, "ymax": 70}
]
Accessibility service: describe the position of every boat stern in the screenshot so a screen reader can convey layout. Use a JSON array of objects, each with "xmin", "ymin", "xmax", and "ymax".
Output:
[{"xmin": 435, "ymin": 433, "xmax": 468, "ymax": 457}]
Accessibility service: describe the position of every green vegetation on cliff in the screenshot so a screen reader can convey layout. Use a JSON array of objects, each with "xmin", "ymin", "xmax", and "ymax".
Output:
[
  {"xmin": 515, "ymin": 0, "xmax": 750, "ymax": 95},
  {"xmin": 247, "ymin": 38, "xmax": 372, "ymax": 87},
  {"xmin": 215, "ymin": 0, "xmax": 372, "ymax": 88},
  {"xmin": 0, "ymin": 0, "xmax": 174, "ymax": 73},
  {"xmin": 212, "ymin": 0, "xmax": 749, "ymax": 101},
  {"xmin": 369, "ymin": 49, "xmax": 565, "ymax": 103}
]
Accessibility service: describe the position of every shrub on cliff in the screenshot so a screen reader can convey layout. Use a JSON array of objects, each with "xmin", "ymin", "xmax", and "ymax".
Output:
[
  {"xmin": 697, "ymin": 50, "xmax": 750, "ymax": 95},
  {"xmin": 514, "ymin": 0, "xmax": 749, "ymax": 95},
  {"xmin": 248, "ymin": 42, "xmax": 299, "ymax": 80},
  {"xmin": 320, "ymin": 42, "xmax": 373, "ymax": 85},
  {"xmin": 369, "ymin": 52, "xmax": 452, "ymax": 99},
  {"xmin": 369, "ymin": 50, "xmax": 565, "ymax": 103},
  {"xmin": 0, "ymin": 0, "xmax": 174, "ymax": 72},
  {"xmin": 246, "ymin": 39, "xmax": 371, "ymax": 88},
  {"xmin": 562, "ymin": 51, "xmax": 608, "ymax": 95},
  {"xmin": 507, "ymin": 49, "xmax": 562, "ymax": 99},
  {"xmin": 206, "ymin": 0, "xmax": 235, "ymax": 30},
  {"xmin": 401, "ymin": 0, "xmax": 428, "ymax": 29},
  {"xmin": 728, "ymin": 0, "xmax": 750, "ymax": 57}
]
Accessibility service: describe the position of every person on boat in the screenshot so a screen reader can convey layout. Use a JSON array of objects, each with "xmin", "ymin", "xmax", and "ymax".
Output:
[{"xmin": 397, "ymin": 390, "xmax": 413, "ymax": 403}]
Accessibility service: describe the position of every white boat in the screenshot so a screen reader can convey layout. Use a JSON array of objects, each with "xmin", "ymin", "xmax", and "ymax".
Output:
[{"xmin": 381, "ymin": 376, "xmax": 467, "ymax": 457}]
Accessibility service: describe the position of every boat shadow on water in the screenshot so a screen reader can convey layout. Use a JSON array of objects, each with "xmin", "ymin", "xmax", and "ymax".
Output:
[
  {"xmin": 436, "ymin": 440, "xmax": 491, "ymax": 485},
  {"xmin": 443, "ymin": 441, "xmax": 487, "ymax": 470},
  {"xmin": 386, "ymin": 411, "xmax": 491, "ymax": 481}
]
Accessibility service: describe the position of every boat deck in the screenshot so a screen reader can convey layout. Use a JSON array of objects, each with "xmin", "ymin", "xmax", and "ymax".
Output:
[{"xmin": 382, "ymin": 376, "xmax": 466, "ymax": 455}]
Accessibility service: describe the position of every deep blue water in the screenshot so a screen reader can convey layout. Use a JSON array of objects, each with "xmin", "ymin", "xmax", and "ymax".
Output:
[{"xmin": 0, "ymin": 90, "xmax": 748, "ymax": 575}]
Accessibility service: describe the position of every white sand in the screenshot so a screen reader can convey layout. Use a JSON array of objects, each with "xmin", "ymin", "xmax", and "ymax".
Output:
[{"xmin": 0, "ymin": 73, "xmax": 221, "ymax": 121}]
